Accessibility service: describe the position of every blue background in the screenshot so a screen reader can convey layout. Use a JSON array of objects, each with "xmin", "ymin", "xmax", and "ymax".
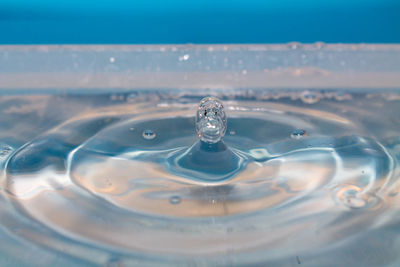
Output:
[{"xmin": 1, "ymin": 0, "xmax": 399, "ymax": 44}]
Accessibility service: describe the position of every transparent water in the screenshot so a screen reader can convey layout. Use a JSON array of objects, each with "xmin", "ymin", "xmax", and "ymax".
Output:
[{"xmin": 0, "ymin": 89, "xmax": 400, "ymax": 266}]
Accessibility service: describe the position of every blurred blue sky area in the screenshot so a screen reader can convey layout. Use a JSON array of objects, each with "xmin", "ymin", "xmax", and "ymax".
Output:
[{"xmin": 0, "ymin": 0, "xmax": 399, "ymax": 44}]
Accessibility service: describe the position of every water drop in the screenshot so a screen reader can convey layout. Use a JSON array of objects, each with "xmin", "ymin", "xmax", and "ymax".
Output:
[
  {"xmin": 195, "ymin": 96, "xmax": 227, "ymax": 144},
  {"xmin": 291, "ymin": 129, "xmax": 307, "ymax": 139},
  {"xmin": 229, "ymin": 130, "xmax": 236, "ymax": 135},
  {"xmin": 129, "ymin": 127, "xmax": 135, "ymax": 131},
  {"xmin": 169, "ymin": 195, "xmax": 181, "ymax": 205},
  {"xmin": 109, "ymin": 57, "xmax": 115, "ymax": 63},
  {"xmin": 142, "ymin": 129, "xmax": 156, "ymax": 140}
]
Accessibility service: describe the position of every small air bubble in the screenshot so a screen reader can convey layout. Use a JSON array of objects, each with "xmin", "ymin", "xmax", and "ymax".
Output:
[
  {"xmin": 287, "ymin": 42, "xmax": 302, "ymax": 50},
  {"xmin": 169, "ymin": 196, "xmax": 181, "ymax": 205},
  {"xmin": 109, "ymin": 57, "xmax": 115, "ymax": 63},
  {"xmin": 129, "ymin": 127, "xmax": 135, "ymax": 131},
  {"xmin": 229, "ymin": 130, "xmax": 236, "ymax": 135},
  {"xmin": 0, "ymin": 145, "xmax": 13, "ymax": 158},
  {"xmin": 334, "ymin": 185, "xmax": 381, "ymax": 210},
  {"xmin": 178, "ymin": 54, "xmax": 190, "ymax": 61},
  {"xmin": 291, "ymin": 129, "xmax": 307, "ymax": 139},
  {"xmin": 300, "ymin": 91, "xmax": 321, "ymax": 104},
  {"xmin": 142, "ymin": 129, "xmax": 156, "ymax": 140},
  {"xmin": 127, "ymin": 93, "xmax": 138, "ymax": 102},
  {"xmin": 345, "ymin": 197, "xmax": 366, "ymax": 208},
  {"xmin": 314, "ymin": 42, "xmax": 325, "ymax": 49}
]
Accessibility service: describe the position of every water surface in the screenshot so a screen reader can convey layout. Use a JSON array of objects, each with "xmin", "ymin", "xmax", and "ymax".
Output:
[{"xmin": 0, "ymin": 89, "xmax": 400, "ymax": 266}]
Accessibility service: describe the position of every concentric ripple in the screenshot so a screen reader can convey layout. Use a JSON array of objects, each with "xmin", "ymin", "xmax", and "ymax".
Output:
[{"xmin": 1, "ymin": 92, "xmax": 400, "ymax": 265}]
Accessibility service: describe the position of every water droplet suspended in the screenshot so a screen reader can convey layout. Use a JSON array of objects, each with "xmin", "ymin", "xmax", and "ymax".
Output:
[
  {"xmin": 291, "ymin": 129, "xmax": 307, "ymax": 139},
  {"xmin": 169, "ymin": 196, "xmax": 181, "ymax": 205},
  {"xmin": 142, "ymin": 129, "xmax": 156, "ymax": 140},
  {"xmin": 195, "ymin": 96, "xmax": 227, "ymax": 144}
]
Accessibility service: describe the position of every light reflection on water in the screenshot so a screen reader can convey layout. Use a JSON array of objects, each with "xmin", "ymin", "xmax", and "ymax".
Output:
[{"xmin": 0, "ymin": 90, "xmax": 400, "ymax": 266}]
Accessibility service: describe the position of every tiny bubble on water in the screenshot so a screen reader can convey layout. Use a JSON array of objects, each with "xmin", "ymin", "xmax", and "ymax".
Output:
[
  {"xmin": 0, "ymin": 145, "xmax": 13, "ymax": 157},
  {"xmin": 142, "ymin": 129, "xmax": 156, "ymax": 140},
  {"xmin": 229, "ymin": 130, "xmax": 236, "ymax": 135},
  {"xmin": 291, "ymin": 129, "xmax": 307, "ymax": 139},
  {"xmin": 169, "ymin": 196, "xmax": 181, "ymax": 205},
  {"xmin": 314, "ymin": 41, "xmax": 325, "ymax": 49},
  {"xmin": 127, "ymin": 93, "xmax": 138, "ymax": 102},
  {"xmin": 287, "ymin": 42, "xmax": 301, "ymax": 50},
  {"xmin": 178, "ymin": 54, "xmax": 190, "ymax": 61},
  {"xmin": 345, "ymin": 196, "xmax": 366, "ymax": 208},
  {"xmin": 300, "ymin": 91, "xmax": 320, "ymax": 104},
  {"xmin": 109, "ymin": 57, "xmax": 115, "ymax": 63},
  {"xmin": 129, "ymin": 127, "xmax": 135, "ymax": 131}
]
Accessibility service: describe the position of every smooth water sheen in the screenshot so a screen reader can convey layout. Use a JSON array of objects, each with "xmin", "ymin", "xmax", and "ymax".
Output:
[{"xmin": 0, "ymin": 90, "xmax": 400, "ymax": 266}]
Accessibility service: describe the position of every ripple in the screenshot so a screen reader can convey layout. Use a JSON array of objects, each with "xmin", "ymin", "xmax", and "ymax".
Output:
[{"xmin": 1, "ymin": 94, "xmax": 399, "ymax": 264}]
